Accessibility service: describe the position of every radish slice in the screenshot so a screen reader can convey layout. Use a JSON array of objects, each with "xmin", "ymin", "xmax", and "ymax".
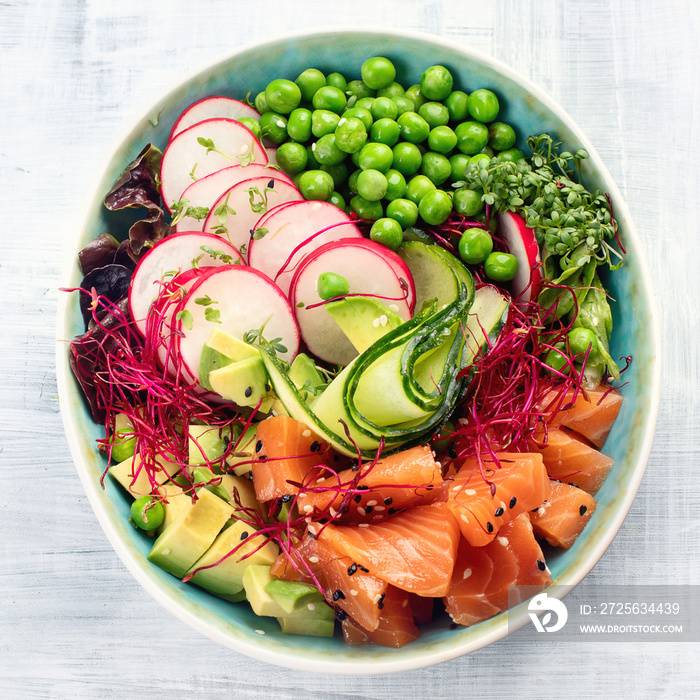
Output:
[
  {"xmin": 201, "ymin": 177, "xmax": 305, "ymax": 256},
  {"xmin": 248, "ymin": 200, "xmax": 363, "ymax": 296},
  {"xmin": 174, "ymin": 266, "xmax": 300, "ymax": 383},
  {"xmin": 498, "ymin": 210, "xmax": 542, "ymax": 303},
  {"xmin": 128, "ymin": 231, "xmax": 243, "ymax": 337},
  {"xmin": 160, "ymin": 118, "xmax": 268, "ymax": 213},
  {"xmin": 289, "ymin": 238, "xmax": 413, "ymax": 366},
  {"xmin": 168, "ymin": 97, "xmax": 260, "ymax": 141},
  {"xmin": 173, "ymin": 164, "xmax": 295, "ymax": 233}
]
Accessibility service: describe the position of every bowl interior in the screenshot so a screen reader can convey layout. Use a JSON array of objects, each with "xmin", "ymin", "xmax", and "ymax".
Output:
[{"xmin": 57, "ymin": 28, "xmax": 659, "ymax": 674}]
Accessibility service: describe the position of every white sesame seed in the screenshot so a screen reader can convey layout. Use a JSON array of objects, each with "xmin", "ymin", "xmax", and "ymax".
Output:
[
  {"xmin": 465, "ymin": 489, "xmax": 476, "ymax": 496},
  {"xmin": 359, "ymin": 523, "xmax": 369, "ymax": 527},
  {"xmin": 462, "ymin": 567, "xmax": 473, "ymax": 580},
  {"xmin": 240, "ymin": 144, "xmax": 250, "ymax": 155},
  {"xmin": 388, "ymin": 304, "xmax": 399, "ymax": 312},
  {"xmin": 372, "ymin": 593, "xmax": 382, "ymax": 604},
  {"xmin": 402, "ymin": 598, "xmax": 409, "ymax": 607},
  {"xmin": 329, "ymin": 508, "xmax": 337, "ymax": 517},
  {"xmin": 379, "ymin": 314, "xmax": 388, "ymax": 327},
  {"xmin": 357, "ymin": 507, "xmax": 366, "ymax": 515},
  {"xmin": 312, "ymin": 202, "xmax": 322, "ymax": 211},
  {"xmin": 497, "ymin": 537, "xmax": 508, "ymax": 547},
  {"xmin": 308, "ymin": 556, "xmax": 319, "ymax": 563},
  {"xmin": 302, "ymin": 429, "xmax": 312, "ymax": 437},
  {"xmin": 366, "ymin": 500, "xmax": 377, "ymax": 507},
  {"xmin": 372, "ymin": 317, "xmax": 380, "ymax": 328},
  {"xmin": 307, "ymin": 603, "xmax": 316, "ymax": 611},
  {"xmin": 374, "ymin": 506, "xmax": 385, "ymax": 512},
  {"xmin": 303, "ymin": 504, "xmax": 313, "ymax": 513},
  {"xmin": 350, "ymin": 589, "xmax": 358, "ymax": 597},
  {"xmin": 338, "ymin": 117, "xmax": 347, "ymax": 126},
  {"xmin": 276, "ymin": 120, "xmax": 285, "ymax": 128},
  {"xmin": 255, "ymin": 629, "xmax": 265, "ymax": 635},
  {"xmin": 460, "ymin": 514, "xmax": 469, "ymax": 523}
]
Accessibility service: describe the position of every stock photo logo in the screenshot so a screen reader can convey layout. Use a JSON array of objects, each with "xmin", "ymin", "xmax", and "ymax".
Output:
[{"xmin": 527, "ymin": 592, "xmax": 569, "ymax": 633}]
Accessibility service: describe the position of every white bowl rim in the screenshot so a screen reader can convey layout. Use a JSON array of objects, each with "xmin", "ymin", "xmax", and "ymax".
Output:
[{"xmin": 56, "ymin": 25, "xmax": 662, "ymax": 675}]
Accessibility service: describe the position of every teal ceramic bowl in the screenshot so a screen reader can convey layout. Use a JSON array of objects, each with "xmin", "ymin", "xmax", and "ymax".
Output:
[{"xmin": 56, "ymin": 28, "xmax": 660, "ymax": 674}]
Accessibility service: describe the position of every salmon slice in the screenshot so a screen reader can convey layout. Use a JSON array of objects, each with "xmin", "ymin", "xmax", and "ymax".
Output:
[
  {"xmin": 446, "ymin": 452, "xmax": 550, "ymax": 547},
  {"xmin": 444, "ymin": 514, "xmax": 551, "ymax": 626},
  {"xmin": 408, "ymin": 592, "xmax": 434, "ymax": 625},
  {"xmin": 270, "ymin": 532, "xmax": 387, "ymax": 632},
  {"xmin": 296, "ymin": 445, "xmax": 443, "ymax": 523},
  {"xmin": 319, "ymin": 501, "xmax": 461, "ymax": 597},
  {"xmin": 530, "ymin": 480, "xmax": 597, "ymax": 549},
  {"xmin": 252, "ymin": 416, "xmax": 331, "ymax": 502},
  {"xmin": 341, "ymin": 586, "xmax": 420, "ymax": 648},
  {"xmin": 529, "ymin": 427, "xmax": 614, "ymax": 494}
]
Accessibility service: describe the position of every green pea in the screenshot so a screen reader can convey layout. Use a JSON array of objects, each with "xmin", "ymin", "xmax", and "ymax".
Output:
[
  {"xmin": 370, "ymin": 217, "xmax": 403, "ymax": 250},
  {"xmin": 311, "ymin": 109, "xmax": 340, "ymax": 137},
  {"xmin": 545, "ymin": 346, "xmax": 570, "ymax": 374},
  {"xmin": 392, "ymin": 142, "xmax": 422, "ymax": 175},
  {"xmin": 328, "ymin": 190, "xmax": 346, "ymax": 211},
  {"xmin": 418, "ymin": 101, "xmax": 450, "ymax": 129},
  {"xmin": 326, "ymin": 72, "xmax": 347, "ymax": 91},
  {"xmin": 358, "ymin": 142, "xmax": 393, "ymax": 172},
  {"xmin": 237, "ymin": 117, "xmax": 262, "ymax": 141},
  {"xmin": 298, "ymin": 169, "xmax": 334, "ymax": 201},
  {"xmin": 276, "ymin": 141, "xmax": 308, "ymax": 175},
  {"xmin": 384, "ymin": 168, "xmax": 407, "ymax": 201},
  {"xmin": 458, "ymin": 227, "xmax": 493, "ymax": 264},
  {"xmin": 265, "ymin": 79, "xmax": 302, "ymax": 114},
  {"xmin": 453, "ymin": 187, "xmax": 484, "ymax": 216},
  {"xmin": 335, "ymin": 116, "xmax": 367, "ymax": 153},
  {"xmin": 418, "ymin": 189, "xmax": 452, "ymax": 225},
  {"xmin": 350, "ymin": 194, "xmax": 383, "ymax": 220},
  {"xmin": 318, "ymin": 271, "xmax": 350, "ymax": 300},
  {"xmin": 110, "ymin": 414, "xmax": 135, "ymax": 462},
  {"xmin": 392, "ymin": 97, "xmax": 414, "ymax": 117},
  {"xmin": 347, "ymin": 169, "xmax": 360, "ymax": 194},
  {"xmin": 346, "ymin": 79, "xmax": 375, "ymax": 101},
  {"xmin": 404, "ymin": 85, "xmax": 424, "ymax": 108},
  {"xmin": 357, "ymin": 168, "xmax": 388, "ymax": 201},
  {"xmin": 397, "ymin": 111, "xmax": 430, "ymax": 144},
  {"xmin": 259, "ymin": 111, "xmax": 288, "ymax": 144},
  {"xmin": 484, "ymin": 252, "xmax": 519, "ymax": 281},
  {"xmin": 455, "ymin": 120, "xmax": 489, "ymax": 154},
  {"xmin": 420, "ymin": 65, "xmax": 454, "ymax": 101},
  {"xmin": 286, "ymin": 108, "xmax": 312, "ymax": 142},
  {"xmin": 370, "ymin": 118, "xmax": 400, "ymax": 146},
  {"xmin": 386, "ymin": 198, "xmax": 419, "ymax": 228},
  {"xmin": 377, "ymin": 81, "xmax": 404, "ymax": 99},
  {"xmin": 361, "ymin": 56, "xmax": 396, "ymax": 90},
  {"xmin": 254, "ymin": 91, "xmax": 271, "ymax": 115},
  {"xmin": 353, "ymin": 97, "xmax": 374, "ymax": 113},
  {"xmin": 480, "ymin": 145, "xmax": 495, "ymax": 157},
  {"xmin": 131, "ymin": 496, "xmax": 164, "ymax": 531},
  {"xmin": 449, "ymin": 153, "xmax": 471, "ymax": 181},
  {"xmin": 568, "ymin": 327, "xmax": 599, "ymax": 356},
  {"xmin": 496, "ymin": 147, "xmax": 525, "ymax": 162},
  {"xmin": 371, "ymin": 96, "xmax": 398, "ymax": 121},
  {"xmin": 305, "ymin": 142, "xmax": 321, "ymax": 169},
  {"xmin": 405, "ymin": 174, "xmax": 436, "ymax": 205},
  {"xmin": 445, "ymin": 90, "xmax": 469, "ymax": 122},
  {"xmin": 313, "ymin": 133, "xmax": 346, "ymax": 166},
  {"xmin": 488, "ymin": 122, "xmax": 516, "ymax": 151},
  {"xmin": 420, "ymin": 151, "xmax": 452, "ymax": 186},
  {"xmin": 343, "ymin": 106, "xmax": 373, "ymax": 131},
  {"xmin": 467, "ymin": 88, "xmax": 500, "ymax": 123},
  {"xmin": 295, "ymin": 68, "xmax": 326, "ymax": 103},
  {"xmin": 312, "ymin": 85, "xmax": 347, "ymax": 113},
  {"xmin": 321, "ymin": 162, "xmax": 349, "ymax": 189},
  {"xmin": 469, "ymin": 153, "xmax": 491, "ymax": 168},
  {"xmin": 428, "ymin": 125, "xmax": 458, "ymax": 154}
]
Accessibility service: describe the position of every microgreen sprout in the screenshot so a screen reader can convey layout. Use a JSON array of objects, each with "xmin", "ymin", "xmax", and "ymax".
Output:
[{"xmin": 196, "ymin": 136, "xmax": 232, "ymax": 161}]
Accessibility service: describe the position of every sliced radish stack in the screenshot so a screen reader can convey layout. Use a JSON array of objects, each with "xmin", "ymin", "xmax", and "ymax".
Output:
[
  {"xmin": 173, "ymin": 164, "xmax": 295, "ymax": 233},
  {"xmin": 160, "ymin": 118, "xmax": 268, "ymax": 213},
  {"xmin": 201, "ymin": 177, "xmax": 305, "ymax": 255},
  {"xmin": 128, "ymin": 231, "xmax": 243, "ymax": 337},
  {"xmin": 247, "ymin": 200, "xmax": 363, "ymax": 296},
  {"xmin": 168, "ymin": 97, "xmax": 260, "ymax": 141},
  {"xmin": 289, "ymin": 238, "xmax": 413, "ymax": 366},
  {"xmin": 498, "ymin": 210, "xmax": 542, "ymax": 304},
  {"xmin": 174, "ymin": 266, "xmax": 300, "ymax": 384}
]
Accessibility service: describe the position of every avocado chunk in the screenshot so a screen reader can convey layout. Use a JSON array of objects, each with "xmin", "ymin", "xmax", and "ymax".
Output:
[
  {"xmin": 148, "ymin": 488, "xmax": 233, "ymax": 578},
  {"xmin": 225, "ymin": 422, "xmax": 259, "ymax": 477},
  {"xmin": 288, "ymin": 353, "xmax": 327, "ymax": 403},
  {"xmin": 188, "ymin": 424, "xmax": 232, "ymax": 465},
  {"xmin": 186, "ymin": 518, "xmax": 278, "ymax": 597},
  {"xmin": 208, "ymin": 355, "xmax": 270, "ymax": 408},
  {"xmin": 277, "ymin": 614, "xmax": 335, "ymax": 638},
  {"xmin": 265, "ymin": 579, "xmax": 323, "ymax": 615},
  {"xmin": 242, "ymin": 565, "xmax": 289, "ymax": 617},
  {"xmin": 199, "ymin": 344, "xmax": 234, "ymax": 391},
  {"xmin": 325, "ymin": 297, "xmax": 403, "ymax": 355},
  {"xmin": 192, "ymin": 466, "xmax": 232, "ymax": 502},
  {"xmin": 109, "ymin": 453, "xmax": 180, "ymax": 498},
  {"xmin": 206, "ymin": 327, "xmax": 260, "ymax": 362}
]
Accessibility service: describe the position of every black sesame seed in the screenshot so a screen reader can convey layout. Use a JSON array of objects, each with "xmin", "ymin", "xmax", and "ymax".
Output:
[
  {"xmin": 267, "ymin": 179, "xmax": 275, "ymax": 189},
  {"xmin": 495, "ymin": 507, "xmax": 504, "ymax": 517},
  {"xmin": 265, "ymin": 383, "xmax": 271, "ymax": 392},
  {"xmin": 240, "ymin": 531, "xmax": 249, "ymax": 540},
  {"xmin": 333, "ymin": 454, "xmax": 341, "ymax": 462},
  {"xmin": 448, "ymin": 442, "xmax": 457, "ymax": 459},
  {"xmin": 335, "ymin": 609, "xmax": 347, "ymax": 621},
  {"xmin": 247, "ymin": 470, "xmax": 253, "ymax": 481},
  {"xmin": 509, "ymin": 496, "xmax": 517, "ymax": 509},
  {"xmin": 310, "ymin": 440, "xmax": 321, "ymax": 452},
  {"xmin": 333, "ymin": 589, "xmax": 345, "ymax": 601},
  {"xmin": 258, "ymin": 455, "xmax": 267, "ymax": 461},
  {"xmin": 569, "ymin": 482, "xmax": 580, "ymax": 489},
  {"xmin": 307, "ymin": 530, "xmax": 316, "ymax": 539},
  {"xmin": 347, "ymin": 563, "xmax": 357, "ymax": 576},
  {"xmin": 358, "ymin": 564, "xmax": 369, "ymax": 573},
  {"xmin": 353, "ymin": 494, "xmax": 362, "ymax": 504},
  {"xmin": 255, "ymin": 440, "xmax": 263, "ymax": 453},
  {"xmin": 537, "ymin": 559, "xmax": 546, "ymax": 571},
  {"xmin": 388, "ymin": 507, "xmax": 397, "ymax": 515},
  {"xmin": 579, "ymin": 504, "xmax": 588, "ymax": 516},
  {"xmin": 280, "ymin": 494, "xmax": 291, "ymax": 503},
  {"xmin": 244, "ymin": 386, "xmax": 253, "ymax": 398},
  {"xmin": 249, "ymin": 228, "xmax": 255, "ymax": 237},
  {"xmin": 357, "ymin": 485, "xmax": 369, "ymax": 491},
  {"xmin": 486, "ymin": 521, "xmax": 494, "ymax": 533},
  {"xmin": 384, "ymin": 497, "xmax": 393, "ymax": 506},
  {"xmin": 349, "ymin": 459, "xmax": 359, "ymax": 471},
  {"xmin": 365, "ymin": 506, "xmax": 373, "ymax": 515},
  {"xmin": 377, "ymin": 593, "xmax": 385, "ymax": 610}
]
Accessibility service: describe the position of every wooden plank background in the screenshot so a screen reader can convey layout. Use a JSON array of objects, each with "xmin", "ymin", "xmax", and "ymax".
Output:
[{"xmin": 1, "ymin": 0, "xmax": 698, "ymax": 697}]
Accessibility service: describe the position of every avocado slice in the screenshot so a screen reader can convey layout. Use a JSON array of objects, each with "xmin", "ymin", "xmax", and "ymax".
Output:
[
  {"xmin": 109, "ymin": 453, "xmax": 181, "ymax": 498},
  {"xmin": 265, "ymin": 579, "xmax": 323, "ymax": 615},
  {"xmin": 288, "ymin": 353, "xmax": 326, "ymax": 403},
  {"xmin": 277, "ymin": 615, "xmax": 335, "ymax": 638},
  {"xmin": 208, "ymin": 355, "xmax": 270, "ymax": 408},
  {"xmin": 225, "ymin": 422, "xmax": 259, "ymax": 477},
  {"xmin": 324, "ymin": 297, "xmax": 404, "ymax": 355},
  {"xmin": 243, "ymin": 565, "xmax": 290, "ymax": 618},
  {"xmin": 206, "ymin": 327, "xmax": 260, "ymax": 362},
  {"xmin": 148, "ymin": 488, "xmax": 233, "ymax": 578},
  {"xmin": 186, "ymin": 518, "xmax": 278, "ymax": 597},
  {"xmin": 188, "ymin": 424, "xmax": 232, "ymax": 465}
]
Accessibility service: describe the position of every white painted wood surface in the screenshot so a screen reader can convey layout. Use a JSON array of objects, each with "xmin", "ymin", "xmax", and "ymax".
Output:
[{"xmin": 2, "ymin": 0, "xmax": 698, "ymax": 697}]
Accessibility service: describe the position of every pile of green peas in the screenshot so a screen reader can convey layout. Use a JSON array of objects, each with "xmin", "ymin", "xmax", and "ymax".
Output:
[{"xmin": 245, "ymin": 57, "xmax": 523, "ymax": 280}]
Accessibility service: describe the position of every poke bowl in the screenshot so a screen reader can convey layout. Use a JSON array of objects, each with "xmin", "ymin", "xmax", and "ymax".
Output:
[{"xmin": 56, "ymin": 27, "xmax": 660, "ymax": 674}]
